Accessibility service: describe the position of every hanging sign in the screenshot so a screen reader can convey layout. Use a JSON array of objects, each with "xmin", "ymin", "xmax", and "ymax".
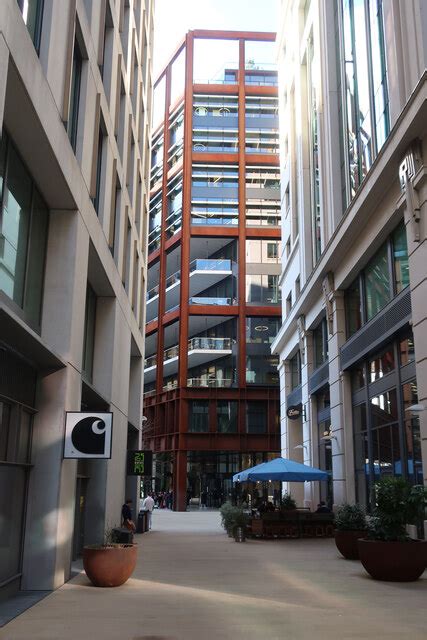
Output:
[
  {"xmin": 127, "ymin": 450, "xmax": 153, "ymax": 476},
  {"xmin": 64, "ymin": 412, "xmax": 113, "ymax": 459},
  {"xmin": 286, "ymin": 404, "xmax": 303, "ymax": 420}
]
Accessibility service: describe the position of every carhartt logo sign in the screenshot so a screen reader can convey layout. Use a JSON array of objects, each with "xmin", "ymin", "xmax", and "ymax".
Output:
[
  {"xmin": 64, "ymin": 412, "xmax": 113, "ymax": 459},
  {"xmin": 286, "ymin": 404, "xmax": 302, "ymax": 420}
]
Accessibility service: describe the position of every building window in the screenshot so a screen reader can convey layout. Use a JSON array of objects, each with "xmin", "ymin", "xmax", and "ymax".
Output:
[
  {"xmin": 217, "ymin": 401, "xmax": 238, "ymax": 433},
  {"xmin": 369, "ymin": 347, "xmax": 394, "ymax": 383},
  {"xmin": 290, "ymin": 351, "xmax": 301, "ymax": 390},
  {"xmin": 399, "ymin": 330, "xmax": 415, "ymax": 367},
  {"xmin": 93, "ymin": 119, "xmax": 107, "ymax": 215},
  {"xmin": 17, "ymin": 0, "xmax": 44, "ymax": 53},
  {"xmin": 345, "ymin": 221, "xmax": 406, "ymax": 338},
  {"xmin": 0, "ymin": 131, "xmax": 49, "ymax": 330},
  {"xmin": 68, "ymin": 37, "xmax": 83, "ymax": 153},
  {"xmin": 246, "ymin": 401, "xmax": 267, "ymax": 434},
  {"xmin": 307, "ymin": 35, "xmax": 322, "ymax": 262},
  {"xmin": 188, "ymin": 400, "xmax": 209, "ymax": 432},
  {"xmin": 364, "ymin": 242, "xmax": 390, "ymax": 321},
  {"xmin": 392, "ymin": 221, "xmax": 409, "ymax": 293},
  {"xmin": 82, "ymin": 284, "xmax": 96, "ymax": 382},
  {"xmin": 345, "ymin": 277, "xmax": 362, "ymax": 338},
  {"xmin": 340, "ymin": 0, "xmax": 389, "ymax": 201},
  {"xmin": 313, "ymin": 318, "xmax": 328, "ymax": 368}
]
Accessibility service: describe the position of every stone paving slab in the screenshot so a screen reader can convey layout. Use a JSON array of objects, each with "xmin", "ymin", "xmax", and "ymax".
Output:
[{"xmin": 0, "ymin": 510, "xmax": 426, "ymax": 640}]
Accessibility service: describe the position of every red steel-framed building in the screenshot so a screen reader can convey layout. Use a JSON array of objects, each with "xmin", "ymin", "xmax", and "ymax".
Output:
[{"xmin": 143, "ymin": 30, "xmax": 281, "ymax": 511}]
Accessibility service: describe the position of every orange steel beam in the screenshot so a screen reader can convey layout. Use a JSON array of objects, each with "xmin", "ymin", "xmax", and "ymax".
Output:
[{"xmin": 237, "ymin": 38, "xmax": 247, "ymax": 389}]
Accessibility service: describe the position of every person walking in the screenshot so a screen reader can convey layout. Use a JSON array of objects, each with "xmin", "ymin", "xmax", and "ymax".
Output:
[
  {"xmin": 142, "ymin": 492, "xmax": 155, "ymax": 530},
  {"xmin": 121, "ymin": 499, "xmax": 136, "ymax": 532}
]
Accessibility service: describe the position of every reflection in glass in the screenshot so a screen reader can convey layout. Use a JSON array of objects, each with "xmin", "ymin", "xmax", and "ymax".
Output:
[
  {"xmin": 246, "ymin": 401, "xmax": 267, "ymax": 433},
  {"xmin": 345, "ymin": 277, "xmax": 362, "ymax": 337},
  {"xmin": 152, "ymin": 77, "xmax": 166, "ymax": 130},
  {"xmin": 392, "ymin": 221, "xmax": 409, "ymax": 293},
  {"xmin": 369, "ymin": 348, "xmax": 394, "ymax": 382},
  {"xmin": 399, "ymin": 331, "xmax": 415, "ymax": 366},
  {"xmin": 188, "ymin": 400, "xmax": 209, "ymax": 432},
  {"xmin": 217, "ymin": 401, "xmax": 238, "ymax": 433},
  {"xmin": 364, "ymin": 243, "xmax": 390, "ymax": 320}
]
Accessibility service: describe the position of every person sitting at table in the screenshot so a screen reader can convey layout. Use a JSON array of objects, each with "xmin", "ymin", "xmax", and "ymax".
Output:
[
  {"xmin": 266, "ymin": 501, "xmax": 276, "ymax": 512},
  {"xmin": 315, "ymin": 500, "xmax": 331, "ymax": 513}
]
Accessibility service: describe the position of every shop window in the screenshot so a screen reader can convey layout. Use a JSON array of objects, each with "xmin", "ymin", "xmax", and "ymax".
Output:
[
  {"xmin": 399, "ymin": 331, "xmax": 415, "ymax": 366},
  {"xmin": 217, "ymin": 401, "xmax": 238, "ymax": 433},
  {"xmin": 369, "ymin": 348, "xmax": 395, "ymax": 383},
  {"xmin": 351, "ymin": 365, "xmax": 366, "ymax": 392},
  {"xmin": 189, "ymin": 400, "xmax": 209, "ymax": 432},
  {"xmin": 402, "ymin": 381, "xmax": 423, "ymax": 484},
  {"xmin": 246, "ymin": 401, "xmax": 267, "ymax": 434}
]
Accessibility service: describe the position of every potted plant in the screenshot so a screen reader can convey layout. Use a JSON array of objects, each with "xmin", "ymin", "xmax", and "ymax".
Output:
[
  {"xmin": 83, "ymin": 526, "xmax": 138, "ymax": 587},
  {"xmin": 231, "ymin": 508, "xmax": 250, "ymax": 542},
  {"xmin": 334, "ymin": 504, "xmax": 367, "ymax": 559},
  {"xmin": 219, "ymin": 503, "xmax": 249, "ymax": 540},
  {"xmin": 358, "ymin": 477, "xmax": 427, "ymax": 581}
]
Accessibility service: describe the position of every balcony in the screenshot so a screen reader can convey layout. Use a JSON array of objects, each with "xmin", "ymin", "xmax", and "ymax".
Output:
[
  {"xmin": 189, "ymin": 296, "xmax": 232, "ymax": 306},
  {"xmin": 143, "ymin": 336, "xmax": 233, "ymax": 384},
  {"xmin": 146, "ymin": 259, "xmax": 233, "ymax": 322},
  {"xmin": 187, "ymin": 377, "xmax": 233, "ymax": 388}
]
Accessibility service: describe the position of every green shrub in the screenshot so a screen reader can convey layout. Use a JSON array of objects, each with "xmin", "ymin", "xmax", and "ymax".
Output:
[
  {"xmin": 281, "ymin": 493, "xmax": 297, "ymax": 511},
  {"xmin": 335, "ymin": 504, "xmax": 367, "ymax": 531},
  {"xmin": 219, "ymin": 502, "xmax": 249, "ymax": 534},
  {"xmin": 368, "ymin": 477, "xmax": 427, "ymax": 541}
]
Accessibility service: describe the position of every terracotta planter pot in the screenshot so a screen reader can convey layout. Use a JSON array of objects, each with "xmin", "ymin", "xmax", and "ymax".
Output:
[
  {"xmin": 334, "ymin": 529, "xmax": 367, "ymax": 560},
  {"xmin": 358, "ymin": 539, "xmax": 427, "ymax": 582},
  {"xmin": 83, "ymin": 544, "xmax": 137, "ymax": 587}
]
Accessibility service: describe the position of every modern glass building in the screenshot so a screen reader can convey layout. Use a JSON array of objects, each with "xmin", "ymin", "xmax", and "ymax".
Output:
[
  {"xmin": 143, "ymin": 30, "xmax": 281, "ymax": 510},
  {"xmin": 273, "ymin": 0, "xmax": 426, "ymax": 512}
]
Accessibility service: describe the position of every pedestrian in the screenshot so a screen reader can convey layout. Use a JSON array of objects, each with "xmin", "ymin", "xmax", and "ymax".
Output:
[
  {"xmin": 200, "ymin": 489, "xmax": 207, "ymax": 509},
  {"xmin": 121, "ymin": 498, "xmax": 136, "ymax": 532},
  {"xmin": 142, "ymin": 492, "xmax": 155, "ymax": 529}
]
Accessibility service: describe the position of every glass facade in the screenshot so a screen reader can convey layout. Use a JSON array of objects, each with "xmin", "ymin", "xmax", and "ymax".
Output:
[
  {"xmin": 246, "ymin": 401, "xmax": 267, "ymax": 433},
  {"xmin": 307, "ymin": 35, "xmax": 322, "ymax": 262},
  {"xmin": 345, "ymin": 221, "xmax": 409, "ymax": 337},
  {"xmin": 0, "ymin": 131, "xmax": 49, "ymax": 330},
  {"xmin": 217, "ymin": 401, "xmax": 238, "ymax": 433},
  {"xmin": 340, "ymin": 0, "xmax": 389, "ymax": 202},
  {"xmin": 351, "ymin": 331, "xmax": 422, "ymax": 508}
]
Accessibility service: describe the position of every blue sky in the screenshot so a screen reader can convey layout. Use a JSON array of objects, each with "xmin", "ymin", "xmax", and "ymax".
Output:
[{"xmin": 153, "ymin": 0, "xmax": 280, "ymax": 76}]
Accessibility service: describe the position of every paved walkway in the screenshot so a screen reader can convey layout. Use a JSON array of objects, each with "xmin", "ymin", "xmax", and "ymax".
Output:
[{"xmin": 1, "ymin": 510, "xmax": 426, "ymax": 640}]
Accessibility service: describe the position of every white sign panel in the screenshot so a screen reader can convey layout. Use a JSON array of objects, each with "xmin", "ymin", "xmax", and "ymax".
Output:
[{"xmin": 64, "ymin": 412, "xmax": 113, "ymax": 459}]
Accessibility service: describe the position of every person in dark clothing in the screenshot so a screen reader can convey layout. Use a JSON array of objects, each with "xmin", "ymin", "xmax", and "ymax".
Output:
[
  {"xmin": 121, "ymin": 498, "xmax": 135, "ymax": 530},
  {"xmin": 315, "ymin": 500, "xmax": 331, "ymax": 513}
]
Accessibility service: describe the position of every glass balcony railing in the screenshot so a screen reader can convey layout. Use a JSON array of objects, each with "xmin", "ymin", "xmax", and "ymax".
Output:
[
  {"xmin": 146, "ymin": 284, "xmax": 160, "ymax": 301},
  {"xmin": 188, "ymin": 337, "xmax": 232, "ymax": 351},
  {"xmin": 187, "ymin": 378, "xmax": 233, "ymax": 388},
  {"xmin": 189, "ymin": 296, "xmax": 232, "ymax": 306},
  {"xmin": 144, "ymin": 354, "xmax": 157, "ymax": 369},
  {"xmin": 163, "ymin": 380, "xmax": 178, "ymax": 391},
  {"xmin": 164, "ymin": 345, "xmax": 179, "ymax": 361},
  {"xmin": 191, "ymin": 212, "xmax": 238, "ymax": 226},
  {"xmin": 190, "ymin": 259, "xmax": 231, "ymax": 273},
  {"xmin": 144, "ymin": 336, "xmax": 233, "ymax": 370}
]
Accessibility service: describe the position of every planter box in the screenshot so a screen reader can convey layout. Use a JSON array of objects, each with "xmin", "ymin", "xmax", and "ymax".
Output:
[
  {"xmin": 358, "ymin": 539, "xmax": 427, "ymax": 582},
  {"xmin": 83, "ymin": 544, "xmax": 137, "ymax": 587}
]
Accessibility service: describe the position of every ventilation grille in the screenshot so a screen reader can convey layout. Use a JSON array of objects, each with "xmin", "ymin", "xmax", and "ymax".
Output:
[
  {"xmin": 286, "ymin": 384, "xmax": 302, "ymax": 407},
  {"xmin": 341, "ymin": 289, "xmax": 411, "ymax": 370}
]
